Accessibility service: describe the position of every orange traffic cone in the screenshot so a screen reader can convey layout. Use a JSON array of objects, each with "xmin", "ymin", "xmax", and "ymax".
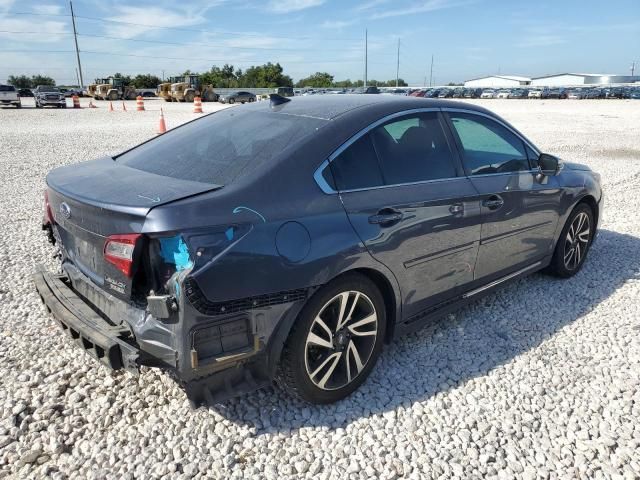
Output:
[
  {"xmin": 88, "ymin": 100, "xmax": 97, "ymax": 108},
  {"xmin": 108, "ymin": 101, "xmax": 114, "ymax": 112},
  {"xmin": 193, "ymin": 96, "xmax": 203, "ymax": 113},
  {"xmin": 157, "ymin": 108, "xmax": 167, "ymax": 134},
  {"xmin": 136, "ymin": 96, "xmax": 145, "ymax": 111},
  {"xmin": 122, "ymin": 101, "xmax": 127, "ymax": 112},
  {"xmin": 72, "ymin": 95, "xmax": 81, "ymax": 109}
]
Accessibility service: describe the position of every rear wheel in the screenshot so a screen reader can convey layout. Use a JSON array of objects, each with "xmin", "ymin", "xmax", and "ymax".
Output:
[
  {"xmin": 107, "ymin": 91, "xmax": 118, "ymax": 101},
  {"xmin": 277, "ymin": 273, "xmax": 386, "ymax": 404},
  {"xmin": 547, "ymin": 203, "xmax": 594, "ymax": 278}
]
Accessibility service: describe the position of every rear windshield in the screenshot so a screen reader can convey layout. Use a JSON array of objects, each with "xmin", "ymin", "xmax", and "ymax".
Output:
[
  {"xmin": 117, "ymin": 107, "xmax": 326, "ymax": 184},
  {"xmin": 0, "ymin": 85, "xmax": 15, "ymax": 91}
]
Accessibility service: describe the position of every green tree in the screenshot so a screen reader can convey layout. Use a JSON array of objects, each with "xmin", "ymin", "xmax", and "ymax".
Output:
[
  {"xmin": 30, "ymin": 75, "xmax": 55, "ymax": 87},
  {"xmin": 7, "ymin": 75, "xmax": 32, "ymax": 88},
  {"xmin": 295, "ymin": 72, "xmax": 334, "ymax": 88},
  {"xmin": 239, "ymin": 63, "xmax": 292, "ymax": 88},
  {"xmin": 200, "ymin": 64, "xmax": 239, "ymax": 88},
  {"xmin": 113, "ymin": 73, "xmax": 133, "ymax": 86},
  {"xmin": 132, "ymin": 74, "xmax": 162, "ymax": 88}
]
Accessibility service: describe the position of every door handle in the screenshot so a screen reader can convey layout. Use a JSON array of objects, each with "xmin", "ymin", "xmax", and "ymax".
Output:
[
  {"xmin": 368, "ymin": 209, "xmax": 403, "ymax": 225},
  {"xmin": 482, "ymin": 195, "xmax": 504, "ymax": 210},
  {"xmin": 449, "ymin": 203, "xmax": 464, "ymax": 215}
]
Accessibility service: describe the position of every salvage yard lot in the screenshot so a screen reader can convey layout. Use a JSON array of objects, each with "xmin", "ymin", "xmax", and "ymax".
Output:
[{"xmin": 1, "ymin": 98, "xmax": 639, "ymax": 479}]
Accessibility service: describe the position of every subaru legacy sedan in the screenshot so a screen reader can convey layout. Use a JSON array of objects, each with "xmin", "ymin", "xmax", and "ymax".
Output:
[{"xmin": 35, "ymin": 95, "xmax": 602, "ymax": 406}]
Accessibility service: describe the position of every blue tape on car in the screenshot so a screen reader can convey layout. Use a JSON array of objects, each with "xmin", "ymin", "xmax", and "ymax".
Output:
[{"xmin": 159, "ymin": 236, "xmax": 193, "ymax": 271}]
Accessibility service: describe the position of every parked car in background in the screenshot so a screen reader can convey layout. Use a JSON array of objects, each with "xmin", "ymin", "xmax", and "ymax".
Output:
[
  {"xmin": 496, "ymin": 89, "xmax": 511, "ymax": 99},
  {"xmin": 33, "ymin": 86, "xmax": 67, "ymax": 108},
  {"xmin": 480, "ymin": 89, "xmax": 496, "ymax": 99},
  {"xmin": 409, "ymin": 89, "xmax": 426, "ymax": 97},
  {"xmin": 605, "ymin": 87, "xmax": 627, "ymax": 99},
  {"xmin": 585, "ymin": 89, "xmax": 605, "ymax": 99},
  {"xmin": 509, "ymin": 89, "xmax": 528, "ymax": 99},
  {"xmin": 463, "ymin": 88, "xmax": 482, "ymax": 99},
  {"xmin": 35, "ymin": 95, "xmax": 603, "ymax": 406},
  {"xmin": 0, "ymin": 84, "xmax": 21, "ymax": 108},
  {"xmin": 546, "ymin": 88, "xmax": 568, "ymax": 99},
  {"xmin": 528, "ymin": 89, "xmax": 543, "ymax": 99},
  {"xmin": 630, "ymin": 88, "xmax": 640, "ymax": 99},
  {"xmin": 354, "ymin": 86, "xmax": 381, "ymax": 94},
  {"xmin": 438, "ymin": 89, "xmax": 455, "ymax": 98},
  {"xmin": 275, "ymin": 87, "xmax": 294, "ymax": 97},
  {"xmin": 567, "ymin": 89, "xmax": 586, "ymax": 99},
  {"xmin": 18, "ymin": 88, "xmax": 33, "ymax": 97},
  {"xmin": 219, "ymin": 91, "xmax": 256, "ymax": 104}
]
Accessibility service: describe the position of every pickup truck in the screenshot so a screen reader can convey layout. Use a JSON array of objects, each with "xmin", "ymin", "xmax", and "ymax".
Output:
[
  {"xmin": 0, "ymin": 85, "xmax": 21, "ymax": 108},
  {"xmin": 33, "ymin": 85, "xmax": 67, "ymax": 108}
]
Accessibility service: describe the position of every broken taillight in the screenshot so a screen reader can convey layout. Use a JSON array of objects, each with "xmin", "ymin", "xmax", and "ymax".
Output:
[
  {"xmin": 104, "ymin": 234, "xmax": 141, "ymax": 277},
  {"xmin": 43, "ymin": 190, "xmax": 54, "ymax": 225}
]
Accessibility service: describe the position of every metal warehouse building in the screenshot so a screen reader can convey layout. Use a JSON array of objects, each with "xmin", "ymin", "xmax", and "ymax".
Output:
[
  {"xmin": 464, "ymin": 75, "xmax": 531, "ymax": 88},
  {"xmin": 530, "ymin": 73, "xmax": 640, "ymax": 86}
]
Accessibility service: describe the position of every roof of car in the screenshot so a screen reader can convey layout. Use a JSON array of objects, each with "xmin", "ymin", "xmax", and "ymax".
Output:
[{"xmin": 247, "ymin": 94, "xmax": 488, "ymax": 121}]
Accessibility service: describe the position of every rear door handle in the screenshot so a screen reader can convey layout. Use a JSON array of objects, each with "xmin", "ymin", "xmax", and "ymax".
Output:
[
  {"xmin": 369, "ymin": 209, "xmax": 403, "ymax": 225},
  {"xmin": 482, "ymin": 195, "xmax": 504, "ymax": 210}
]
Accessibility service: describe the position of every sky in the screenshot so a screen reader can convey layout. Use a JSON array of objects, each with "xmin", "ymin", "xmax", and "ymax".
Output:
[{"xmin": 0, "ymin": 0, "xmax": 639, "ymax": 86}]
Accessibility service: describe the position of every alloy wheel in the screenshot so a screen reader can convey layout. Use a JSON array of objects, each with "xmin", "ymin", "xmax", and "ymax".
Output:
[
  {"xmin": 564, "ymin": 212, "xmax": 590, "ymax": 270},
  {"xmin": 304, "ymin": 291, "xmax": 378, "ymax": 391}
]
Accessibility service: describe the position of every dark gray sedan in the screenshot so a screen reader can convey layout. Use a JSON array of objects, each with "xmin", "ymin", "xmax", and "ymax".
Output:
[
  {"xmin": 35, "ymin": 95, "xmax": 603, "ymax": 405},
  {"xmin": 219, "ymin": 91, "xmax": 256, "ymax": 104}
]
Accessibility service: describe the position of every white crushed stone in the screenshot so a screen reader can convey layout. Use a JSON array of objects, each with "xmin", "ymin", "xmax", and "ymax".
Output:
[{"xmin": 0, "ymin": 98, "xmax": 639, "ymax": 479}]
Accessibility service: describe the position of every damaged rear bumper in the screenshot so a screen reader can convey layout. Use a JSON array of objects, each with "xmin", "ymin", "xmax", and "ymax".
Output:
[{"xmin": 33, "ymin": 268, "xmax": 140, "ymax": 375}]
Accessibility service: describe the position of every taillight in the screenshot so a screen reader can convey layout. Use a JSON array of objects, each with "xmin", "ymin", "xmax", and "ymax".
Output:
[
  {"xmin": 43, "ymin": 190, "xmax": 54, "ymax": 225},
  {"xmin": 104, "ymin": 234, "xmax": 141, "ymax": 277}
]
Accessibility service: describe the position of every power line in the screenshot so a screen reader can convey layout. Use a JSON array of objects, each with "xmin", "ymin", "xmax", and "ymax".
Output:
[
  {"xmin": 1, "ymin": 48, "xmax": 389, "ymax": 65},
  {"xmin": 3, "ymin": 11, "xmax": 362, "ymax": 42}
]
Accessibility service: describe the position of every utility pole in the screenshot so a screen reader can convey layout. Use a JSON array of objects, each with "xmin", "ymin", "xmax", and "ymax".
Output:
[
  {"xmin": 632, "ymin": 62, "xmax": 636, "ymax": 77},
  {"xmin": 69, "ymin": 1, "xmax": 84, "ymax": 90},
  {"xmin": 364, "ymin": 29, "xmax": 368, "ymax": 88},
  {"xmin": 429, "ymin": 54, "xmax": 434, "ymax": 87},
  {"xmin": 75, "ymin": 68, "xmax": 80, "ymax": 87},
  {"xmin": 396, "ymin": 38, "xmax": 400, "ymax": 87}
]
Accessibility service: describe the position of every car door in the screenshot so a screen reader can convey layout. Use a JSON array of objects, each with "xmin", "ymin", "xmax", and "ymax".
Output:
[
  {"xmin": 444, "ymin": 110, "xmax": 561, "ymax": 281},
  {"xmin": 322, "ymin": 110, "xmax": 483, "ymax": 320}
]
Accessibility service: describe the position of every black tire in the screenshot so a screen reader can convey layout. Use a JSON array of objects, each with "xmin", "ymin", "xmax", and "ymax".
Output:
[
  {"xmin": 276, "ymin": 273, "xmax": 386, "ymax": 404},
  {"xmin": 184, "ymin": 92, "xmax": 195, "ymax": 103},
  {"xmin": 108, "ymin": 92, "xmax": 118, "ymax": 101},
  {"xmin": 547, "ymin": 203, "xmax": 594, "ymax": 278},
  {"xmin": 228, "ymin": 98, "xmax": 235, "ymax": 104}
]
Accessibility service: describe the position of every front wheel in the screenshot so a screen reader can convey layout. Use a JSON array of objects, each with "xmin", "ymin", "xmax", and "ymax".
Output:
[
  {"xmin": 276, "ymin": 273, "xmax": 386, "ymax": 404},
  {"xmin": 547, "ymin": 203, "xmax": 594, "ymax": 278},
  {"xmin": 228, "ymin": 98, "xmax": 235, "ymax": 104}
]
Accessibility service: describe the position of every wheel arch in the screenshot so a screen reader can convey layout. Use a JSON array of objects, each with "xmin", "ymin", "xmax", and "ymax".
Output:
[
  {"xmin": 577, "ymin": 194, "xmax": 599, "ymax": 230},
  {"xmin": 266, "ymin": 265, "xmax": 402, "ymax": 377}
]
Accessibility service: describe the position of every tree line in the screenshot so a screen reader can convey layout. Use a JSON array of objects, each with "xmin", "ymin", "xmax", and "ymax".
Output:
[{"xmin": 7, "ymin": 63, "xmax": 408, "ymax": 89}]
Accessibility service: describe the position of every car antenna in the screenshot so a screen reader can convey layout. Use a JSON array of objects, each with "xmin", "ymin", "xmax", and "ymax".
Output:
[{"xmin": 269, "ymin": 93, "xmax": 291, "ymax": 107}]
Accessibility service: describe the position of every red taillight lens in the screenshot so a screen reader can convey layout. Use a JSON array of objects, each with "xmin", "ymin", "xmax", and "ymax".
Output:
[
  {"xmin": 104, "ymin": 234, "xmax": 141, "ymax": 277},
  {"xmin": 43, "ymin": 190, "xmax": 54, "ymax": 225}
]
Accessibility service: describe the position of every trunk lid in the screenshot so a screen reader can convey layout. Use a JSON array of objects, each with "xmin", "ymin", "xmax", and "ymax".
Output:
[{"xmin": 46, "ymin": 156, "xmax": 222, "ymax": 299}]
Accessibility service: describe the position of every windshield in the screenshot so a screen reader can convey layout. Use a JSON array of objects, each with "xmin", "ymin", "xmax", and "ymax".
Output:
[
  {"xmin": 0, "ymin": 85, "xmax": 16, "ymax": 91},
  {"xmin": 38, "ymin": 86, "xmax": 59, "ymax": 92},
  {"xmin": 117, "ymin": 107, "xmax": 327, "ymax": 184}
]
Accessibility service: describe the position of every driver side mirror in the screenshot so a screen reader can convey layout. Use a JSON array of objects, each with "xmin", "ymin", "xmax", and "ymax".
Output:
[{"xmin": 538, "ymin": 153, "xmax": 560, "ymax": 176}]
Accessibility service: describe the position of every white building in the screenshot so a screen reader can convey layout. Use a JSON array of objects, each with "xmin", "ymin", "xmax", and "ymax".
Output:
[
  {"xmin": 464, "ymin": 75, "xmax": 531, "ymax": 88},
  {"xmin": 530, "ymin": 73, "xmax": 639, "ymax": 86}
]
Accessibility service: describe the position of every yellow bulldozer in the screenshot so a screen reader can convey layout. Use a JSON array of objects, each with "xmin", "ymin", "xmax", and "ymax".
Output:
[
  {"xmin": 93, "ymin": 77, "xmax": 137, "ymax": 101},
  {"xmin": 164, "ymin": 75, "xmax": 218, "ymax": 102}
]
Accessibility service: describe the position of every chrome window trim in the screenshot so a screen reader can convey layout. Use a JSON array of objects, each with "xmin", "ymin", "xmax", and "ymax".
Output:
[{"xmin": 312, "ymin": 106, "xmax": 543, "ymax": 195}]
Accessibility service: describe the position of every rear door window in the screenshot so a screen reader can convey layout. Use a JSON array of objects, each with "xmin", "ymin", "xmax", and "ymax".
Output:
[
  {"xmin": 448, "ymin": 113, "xmax": 530, "ymax": 175},
  {"xmin": 326, "ymin": 111, "xmax": 458, "ymax": 190}
]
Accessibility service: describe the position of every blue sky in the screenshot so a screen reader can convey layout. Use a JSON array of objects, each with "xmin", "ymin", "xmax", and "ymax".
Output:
[{"xmin": 1, "ymin": 0, "xmax": 639, "ymax": 86}]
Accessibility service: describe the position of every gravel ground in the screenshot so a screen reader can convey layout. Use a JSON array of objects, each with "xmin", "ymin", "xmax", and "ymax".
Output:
[{"xmin": 0, "ymin": 98, "xmax": 639, "ymax": 480}]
